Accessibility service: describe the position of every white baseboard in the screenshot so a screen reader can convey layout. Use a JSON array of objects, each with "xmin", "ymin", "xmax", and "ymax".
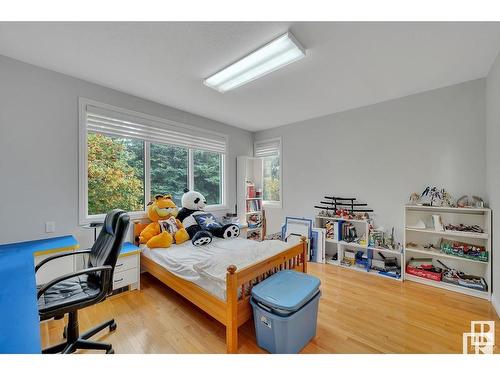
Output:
[{"xmin": 492, "ymin": 294, "xmax": 500, "ymax": 318}]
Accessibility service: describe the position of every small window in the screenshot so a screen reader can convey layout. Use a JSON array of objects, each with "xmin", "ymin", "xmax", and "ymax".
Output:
[
  {"xmin": 254, "ymin": 138, "xmax": 282, "ymax": 208},
  {"xmin": 262, "ymin": 155, "xmax": 280, "ymax": 202}
]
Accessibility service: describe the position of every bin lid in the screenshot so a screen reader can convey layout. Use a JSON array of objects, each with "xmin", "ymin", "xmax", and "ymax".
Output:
[{"xmin": 251, "ymin": 270, "xmax": 321, "ymax": 312}]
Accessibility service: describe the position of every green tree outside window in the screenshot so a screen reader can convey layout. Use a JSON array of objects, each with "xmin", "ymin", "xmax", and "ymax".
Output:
[
  {"xmin": 87, "ymin": 133, "xmax": 144, "ymax": 215},
  {"xmin": 194, "ymin": 150, "xmax": 222, "ymax": 205},
  {"xmin": 263, "ymin": 156, "xmax": 280, "ymax": 202}
]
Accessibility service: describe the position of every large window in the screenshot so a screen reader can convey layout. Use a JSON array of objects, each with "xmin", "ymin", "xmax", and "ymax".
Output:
[
  {"xmin": 255, "ymin": 138, "xmax": 282, "ymax": 207},
  {"xmin": 80, "ymin": 99, "xmax": 227, "ymax": 222}
]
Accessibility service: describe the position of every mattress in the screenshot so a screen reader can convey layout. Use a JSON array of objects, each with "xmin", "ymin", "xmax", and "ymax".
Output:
[{"xmin": 140, "ymin": 237, "xmax": 289, "ymax": 300}]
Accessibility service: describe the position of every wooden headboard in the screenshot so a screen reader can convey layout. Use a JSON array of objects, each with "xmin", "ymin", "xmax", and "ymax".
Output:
[{"xmin": 133, "ymin": 221, "xmax": 149, "ymax": 245}]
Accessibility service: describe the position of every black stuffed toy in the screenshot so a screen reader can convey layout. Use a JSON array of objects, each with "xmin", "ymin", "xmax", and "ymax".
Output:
[{"xmin": 177, "ymin": 189, "xmax": 240, "ymax": 246}]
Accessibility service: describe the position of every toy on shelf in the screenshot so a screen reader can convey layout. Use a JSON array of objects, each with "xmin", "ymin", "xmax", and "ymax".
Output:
[
  {"xmin": 358, "ymin": 232, "xmax": 367, "ymax": 246},
  {"xmin": 444, "ymin": 223, "xmax": 484, "ymax": 233},
  {"xmin": 409, "ymin": 192, "xmax": 420, "ymax": 205},
  {"xmin": 437, "ymin": 260, "xmax": 488, "ymax": 291},
  {"xmin": 247, "ymin": 213, "xmax": 262, "ymax": 229},
  {"xmin": 457, "ymin": 195, "xmax": 484, "ymax": 208},
  {"xmin": 421, "ymin": 186, "xmax": 442, "ymax": 206},
  {"xmin": 368, "ymin": 226, "xmax": 401, "ymax": 251},
  {"xmin": 341, "ymin": 249, "xmax": 356, "ymax": 267},
  {"xmin": 440, "ymin": 190, "xmax": 454, "ymax": 207},
  {"xmin": 342, "ymin": 222, "xmax": 358, "ymax": 243},
  {"xmin": 355, "ymin": 251, "xmax": 368, "ymax": 269},
  {"xmin": 432, "ymin": 214, "xmax": 444, "ymax": 231},
  {"xmin": 314, "ymin": 196, "xmax": 373, "ymax": 219},
  {"xmin": 371, "ymin": 252, "xmax": 400, "ymax": 277},
  {"xmin": 440, "ymin": 239, "xmax": 488, "ymax": 262},
  {"xmin": 324, "ymin": 220, "xmax": 335, "ymax": 239},
  {"xmin": 405, "ymin": 258, "xmax": 442, "ymax": 281},
  {"xmin": 408, "ymin": 187, "xmax": 455, "ymax": 207}
]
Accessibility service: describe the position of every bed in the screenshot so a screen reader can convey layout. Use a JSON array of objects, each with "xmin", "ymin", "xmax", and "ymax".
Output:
[{"xmin": 134, "ymin": 222, "xmax": 308, "ymax": 353}]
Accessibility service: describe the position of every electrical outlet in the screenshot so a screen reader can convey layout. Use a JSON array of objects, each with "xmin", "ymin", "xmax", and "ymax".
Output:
[{"xmin": 45, "ymin": 221, "xmax": 56, "ymax": 233}]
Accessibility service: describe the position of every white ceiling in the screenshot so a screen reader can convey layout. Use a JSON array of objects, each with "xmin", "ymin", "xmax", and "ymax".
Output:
[{"xmin": 1, "ymin": 22, "xmax": 500, "ymax": 131}]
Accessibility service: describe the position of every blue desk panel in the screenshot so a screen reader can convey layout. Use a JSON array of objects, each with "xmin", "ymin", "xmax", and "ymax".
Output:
[
  {"xmin": 0, "ymin": 246, "xmax": 41, "ymax": 353},
  {"xmin": 121, "ymin": 241, "xmax": 140, "ymax": 255},
  {"xmin": 0, "ymin": 236, "xmax": 135, "ymax": 353},
  {"xmin": 0, "ymin": 235, "xmax": 78, "ymax": 354}
]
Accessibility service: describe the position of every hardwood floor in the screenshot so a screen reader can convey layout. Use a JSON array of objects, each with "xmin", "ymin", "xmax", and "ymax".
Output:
[{"xmin": 40, "ymin": 262, "xmax": 500, "ymax": 353}]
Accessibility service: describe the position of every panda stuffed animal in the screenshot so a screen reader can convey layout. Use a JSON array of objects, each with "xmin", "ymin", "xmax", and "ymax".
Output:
[{"xmin": 177, "ymin": 189, "xmax": 240, "ymax": 246}]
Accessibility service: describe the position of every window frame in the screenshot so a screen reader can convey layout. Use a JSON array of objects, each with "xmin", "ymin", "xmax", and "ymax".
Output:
[
  {"xmin": 79, "ymin": 98, "xmax": 227, "ymax": 225},
  {"xmin": 254, "ymin": 137, "xmax": 282, "ymax": 209}
]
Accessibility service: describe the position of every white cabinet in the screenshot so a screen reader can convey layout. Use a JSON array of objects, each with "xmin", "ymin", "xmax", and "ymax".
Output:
[
  {"xmin": 404, "ymin": 205, "xmax": 492, "ymax": 300},
  {"xmin": 34, "ymin": 243, "xmax": 141, "ymax": 293},
  {"xmin": 237, "ymin": 156, "xmax": 264, "ymax": 241},
  {"xmin": 112, "ymin": 250, "xmax": 140, "ymax": 292}
]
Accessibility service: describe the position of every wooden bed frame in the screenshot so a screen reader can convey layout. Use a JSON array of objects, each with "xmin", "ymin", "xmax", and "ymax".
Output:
[{"xmin": 134, "ymin": 222, "xmax": 308, "ymax": 353}]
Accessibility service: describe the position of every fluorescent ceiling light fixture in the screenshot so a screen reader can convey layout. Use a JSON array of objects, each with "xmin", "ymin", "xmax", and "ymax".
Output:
[{"xmin": 204, "ymin": 32, "xmax": 306, "ymax": 93}]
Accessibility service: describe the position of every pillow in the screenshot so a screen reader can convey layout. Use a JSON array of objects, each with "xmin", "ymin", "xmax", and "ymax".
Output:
[{"xmin": 194, "ymin": 213, "xmax": 223, "ymax": 231}]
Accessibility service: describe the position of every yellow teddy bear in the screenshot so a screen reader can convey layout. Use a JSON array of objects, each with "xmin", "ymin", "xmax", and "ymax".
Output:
[{"xmin": 138, "ymin": 194, "xmax": 190, "ymax": 248}]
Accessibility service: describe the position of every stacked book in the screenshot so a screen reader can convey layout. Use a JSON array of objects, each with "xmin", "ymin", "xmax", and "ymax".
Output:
[
  {"xmin": 246, "ymin": 199, "xmax": 262, "ymax": 212},
  {"xmin": 246, "ymin": 184, "xmax": 256, "ymax": 198}
]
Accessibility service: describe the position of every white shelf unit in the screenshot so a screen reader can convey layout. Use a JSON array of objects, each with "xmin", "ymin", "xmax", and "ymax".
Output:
[
  {"xmin": 315, "ymin": 216, "xmax": 403, "ymax": 281},
  {"xmin": 237, "ymin": 156, "xmax": 264, "ymax": 241},
  {"xmin": 404, "ymin": 205, "xmax": 492, "ymax": 300}
]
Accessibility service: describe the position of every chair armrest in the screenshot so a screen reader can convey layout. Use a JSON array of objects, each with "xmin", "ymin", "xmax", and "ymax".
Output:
[
  {"xmin": 37, "ymin": 265, "xmax": 112, "ymax": 300},
  {"xmin": 35, "ymin": 249, "xmax": 92, "ymax": 273}
]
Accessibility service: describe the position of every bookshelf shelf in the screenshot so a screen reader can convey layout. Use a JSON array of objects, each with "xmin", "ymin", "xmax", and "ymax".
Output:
[
  {"xmin": 405, "ymin": 227, "xmax": 488, "ymax": 240},
  {"xmin": 404, "ymin": 205, "xmax": 492, "ymax": 300},
  {"xmin": 315, "ymin": 215, "xmax": 369, "ymax": 224},
  {"xmin": 405, "ymin": 245, "xmax": 488, "ymax": 264},
  {"xmin": 315, "ymin": 215, "xmax": 403, "ymax": 282},
  {"xmin": 404, "ymin": 274, "xmax": 489, "ymax": 299},
  {"xmin": 237, "ymin": 156, "xmax": 264, "ymax": 241}
]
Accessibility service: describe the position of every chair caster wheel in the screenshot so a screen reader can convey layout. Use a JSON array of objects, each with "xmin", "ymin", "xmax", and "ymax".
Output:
[
  {"xmin": 106, "ymin": 348, "xmax": 115, "ymax": 354},
  {"xmin": 110, "ymin": 322, "xmax": 117, "ymax": 332}
]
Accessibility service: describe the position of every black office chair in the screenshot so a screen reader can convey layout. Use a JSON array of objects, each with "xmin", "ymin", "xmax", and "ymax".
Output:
[{"xmin": 37, "ymin": 209, "xmax": 130, "ymax": 354}]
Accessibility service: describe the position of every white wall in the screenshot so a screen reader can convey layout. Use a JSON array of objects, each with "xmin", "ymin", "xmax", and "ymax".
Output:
[
  {"xmin": 0, "ymin": 55, "xmax": 253, "ymax": 248},
  {"xmin": 486, "ymin": 51, "xmax": 500, "ymax": 314},
  {"xmin": 255, "ymin": 79, "xmax": 487, "ymax": 246}
]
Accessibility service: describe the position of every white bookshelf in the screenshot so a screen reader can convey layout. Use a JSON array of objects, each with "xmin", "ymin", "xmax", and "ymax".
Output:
[
  {"xmin": 315, "ymin": 216, "xmax": 403, "ymax": 281},
  {"xmin": 237, "ymin": 156, "xmax": 264, "ymax": 241},
  {"xmin": 404, "ymin": 205, "xmax": 492, "ymax": 300}
]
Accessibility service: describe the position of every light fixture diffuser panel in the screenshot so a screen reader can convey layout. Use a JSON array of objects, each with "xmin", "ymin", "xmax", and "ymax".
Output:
[{"xmin": 204, "ymin": 32, "xmax": 306, "ymax": 93}]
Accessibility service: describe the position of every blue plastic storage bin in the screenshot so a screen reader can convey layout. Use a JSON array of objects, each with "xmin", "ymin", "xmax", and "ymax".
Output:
[{"xmin": 250, "ymin": 270, "xmax": 321, "ymax": 353}]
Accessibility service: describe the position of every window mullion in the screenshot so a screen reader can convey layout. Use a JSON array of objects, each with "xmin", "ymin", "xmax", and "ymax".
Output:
[
  {"xmin": 144, "ymin": 141, "xmax": 151, "ymax": 206},
  {"xmin": 188, "ymin": 148, "xmax": 194, "ymax": 191}
]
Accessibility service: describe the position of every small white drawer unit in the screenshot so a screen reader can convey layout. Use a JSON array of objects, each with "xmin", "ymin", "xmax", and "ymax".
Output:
[{"xmin": 112, "ymin": 242, "xmax": 141, "ymax": 293}]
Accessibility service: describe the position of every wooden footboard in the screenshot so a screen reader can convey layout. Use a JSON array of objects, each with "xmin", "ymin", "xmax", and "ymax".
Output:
[{"xmin": 139, "ymin": 232, "xmax": 308, "ymax": 354}]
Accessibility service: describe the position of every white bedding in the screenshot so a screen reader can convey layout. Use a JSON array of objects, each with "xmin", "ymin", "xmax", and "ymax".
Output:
[{"xmin": 141, "ymin": 237, "xmax": 289, "ymax": 300}]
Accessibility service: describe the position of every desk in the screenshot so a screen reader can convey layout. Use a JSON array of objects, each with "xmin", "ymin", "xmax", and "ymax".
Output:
[
  {"xmin": 0, "ymin": 236, "xmax": 139, "ymax": 353},
  {"xmin": 0, "ymin": 235, "xmax": 78, "ymax": 354}
]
